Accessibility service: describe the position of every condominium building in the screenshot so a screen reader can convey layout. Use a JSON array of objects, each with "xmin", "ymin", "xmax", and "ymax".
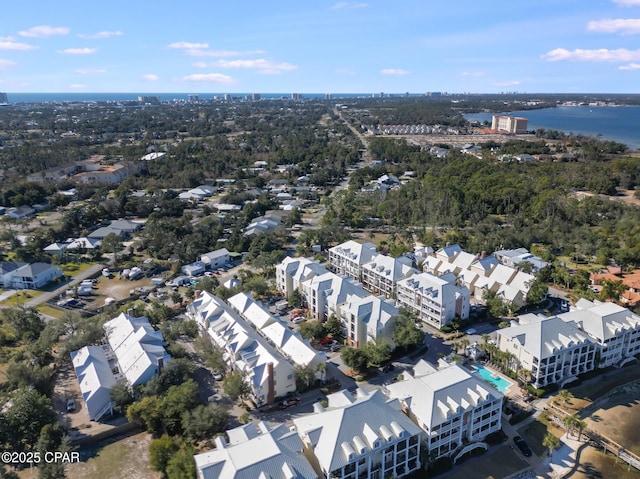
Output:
[
  {"xmin": 560, "ymin": 299, "xmax": 640, "ymax": 368},
  {"xmin": 491, "ymin": 115, "xmax": 528, "ymax": 134},
  {"xmin": 336, "ymin": 293, "xmax": 398, "ymax": 349},
  {"xmin": 194, "ymin": 421, "xmax": 317, "ymax": 479},
  {"xmin": 385, "ymin": 360, "xmax": 503, "ymax": 459},
  {"xmin": 396, "ymin": 272, "xmax": 470, "ymax": 329},
  {"xmin": 328, "ymin": 241, "xmax": 377, "ymax": 281},
  {"xmin": 276, "ymin": 256, "xmax": 329, "ymax": 299},
  {"xmin": 293, "ymin": 389, "xmax": 422, "ymax": 479},
  {"xmin": 186, "ymin": 292, "xmax": 296, "ymax": 405},
  {"xmin": 301, "ymin": 272, "xmax": 368, "ymax": 321},
  {"xmin": 361, "ymin": 254, "xmax": 416, "ymax": 299},
  {"xmin": 497, "ymin": 313, "xmax": 596, "ymax": 388}
]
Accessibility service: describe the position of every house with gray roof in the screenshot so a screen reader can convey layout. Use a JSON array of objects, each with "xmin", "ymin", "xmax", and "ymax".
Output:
[
  {"xmin": 293, "ymin": 388, "xmax": 422, "ymax": 479},
  {"xmin": 9, "ymin": 262, "xmax": 63, "ymax": 289},
  {"xmin": 195, "ymin": 421, "xmax": 317, "ymax": 479}
]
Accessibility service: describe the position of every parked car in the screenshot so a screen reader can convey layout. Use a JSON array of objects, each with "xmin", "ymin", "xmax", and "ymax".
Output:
[
  {"xmin": 212, "ymin": 371, "xmax": 223, "ymax": 381},
  {"xmin": 513, "ymin": 436, "xmax": 532, "ymax": 457},
  {"xmin": 291, "ymin": 316, "xmax": 306, "ymax": 324},
  {"xmin": 279, "ymin": 398, "xmax": 301, "ymax": 410},
  {"xmin": 66, "ymin": 399, "xmax": 75, "ymax": 412}
]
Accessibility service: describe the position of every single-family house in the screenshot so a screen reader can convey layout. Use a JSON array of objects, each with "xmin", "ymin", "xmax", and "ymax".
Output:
[
  {"xmin": 200, "ymin": 248, "xmax": 230, "ymax": 270},
  {"xmin": 10, "ymin": 262, "xmax": 63, "ymax": 289},
  {"xmin": 182, "ymin": 261, "xmax": 206, "ymax": 277},
  {"xmin": 8, "ymin": 205, "xmax": 35, "ymax": 219}
]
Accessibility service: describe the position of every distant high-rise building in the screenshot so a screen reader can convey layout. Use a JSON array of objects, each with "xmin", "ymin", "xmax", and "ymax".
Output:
[
  {"xmin": 291, "ymin": 93, "xmax": 300, "ymax": 100},
  {"xmin": 0, "ymin": 92, "xmax": 7, "ymax": 104},
  {"xmin": 491, "ymin": 115, "xmax": 528, "ymax": 134},
  {"xmin": 138, "ymin": 96, "xmax": 160, "ymax": 104},
  {"xmin": 251, "ymin": 93, "xmax": 261, "ymax": 101},
  {"xmin": 187, "ymin": 94, "xmax": 198, "ymax": 102},
  {"xmin": 324, "ymin": 93, "xmax": 333, "ymax": 100},
  {"xmin": 224, "ymin": 93, "xmax": 231, "ymax": 101}
]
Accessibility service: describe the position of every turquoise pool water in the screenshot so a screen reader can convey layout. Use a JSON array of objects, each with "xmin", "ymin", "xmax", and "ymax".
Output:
[{"xmin": 473, "ymin": 365, "xmax": 513, "ymax": 394}]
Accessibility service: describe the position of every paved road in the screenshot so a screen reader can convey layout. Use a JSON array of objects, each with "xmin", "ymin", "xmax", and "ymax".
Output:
[{"xmin": 22, "ymin": 263, "xmax": 105, "ymax": 309}]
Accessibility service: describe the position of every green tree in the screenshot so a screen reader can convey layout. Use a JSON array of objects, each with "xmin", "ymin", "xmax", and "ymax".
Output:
[
  {"xmin": 36, "ymin": 424, "xmax": 68, "ymax": 479},
  {"xmin": 163, "ymin": 380, "xmax": 201, "ymax": 436},
  {"xmin": 149, "ymin": 435, "xmax": 180, "ymax": 478},
  {"xmin": 127, "ymin": 396, "xmax": 165, "ymax": 435},
  {"xmin": 526, "ymin": 277, "xmax": 548, "ymax": 305},
  {"xmin": 542, "ymin": 433, "xmax": 560, "ymax": 459},
  {"xmin": 298, "ymin": 320, "xmax": 326, "ymax": 340},
  {"xmin": 110, "ymin": 381, "xmax": 135, "ymax": 413},
  {"xmin": 392, "ymin": 308, "xmax": 424, "ymax": 351},
  {"xmin": 182, "ymin": 404, "xmax": 229, "ymax": 443},
  {"xmin": 101, "ymin": 232, "xmax": 123, "ymax": 265},
  {"xmin": 598, "ymin": 279, "xmax": 628, "ymax": 302},
  {"xmin": 324, "ymin": 315, "xmax": 342, "ymax": 338},
  {"xmin": 341, "ymin": 347, "xmax": 368, "ymax": 373},
  {"xmin": 194, "ymin": 335, "xmax": 227, "ymax": 374},
  {"xmin": 294, "ymin": 363, "xmax": 317, "ymax": 392},
  {"xmin": 222, "ymin": 370, "xmax": 251, "ymax": 403},
  {"xmin": 2, "ymin": 307, "xmax": 45, "ymax": 341},
  {"xmin": 363, "ymin": 338, "xmax": 392, "ymax": 367},
  {"xmin": 4, "ymin": 388, "xmax": 56, "ymax": 453},
  {"xmin": 166, "ymin": 446, "xmax": 197, "ymax": 479}
]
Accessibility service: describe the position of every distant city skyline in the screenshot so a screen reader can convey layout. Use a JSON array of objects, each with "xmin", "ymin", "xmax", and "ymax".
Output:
[{"xmin": 2, "ymin": 1, "xmax": 640, "ymax": 94}]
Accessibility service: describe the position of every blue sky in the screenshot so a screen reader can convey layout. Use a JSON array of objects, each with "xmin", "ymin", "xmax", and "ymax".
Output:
[{"xmin": 1, "ymin": 0, "xmax": 640, "ymax": 93}]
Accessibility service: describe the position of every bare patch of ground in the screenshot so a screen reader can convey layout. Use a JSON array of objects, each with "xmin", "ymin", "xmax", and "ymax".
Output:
[
  {"xmin": 91, "ymin": 275, "xmax": 155, "ymax": 306},
  {"xmin": 567, "ymin": 446, "xmax": 640, "ymax": 479}
]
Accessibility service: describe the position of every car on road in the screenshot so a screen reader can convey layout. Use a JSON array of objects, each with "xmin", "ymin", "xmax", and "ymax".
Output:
[
  {"xmin": 465, "ymin": 328, "xmax": 477, "ymax": 335},
  {"xmin": 513, "ymin": 436, "xmax": 532, "ymax": 457},
  {"xmin": 291, "ymin": 316, "xmax": 306, "ymax": 324},
  {"xmin": 66, "ymin": 399, "xmax": 75, "ymax": 412},
  {"xmin": 279, "ymin": 398, "xmax": 301, "ymax": 410}
]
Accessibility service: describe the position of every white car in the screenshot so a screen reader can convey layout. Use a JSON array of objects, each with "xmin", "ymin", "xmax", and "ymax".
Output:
[{"xmin": 291, "ymin": 316, "xmax": 306, "ymax": 324}]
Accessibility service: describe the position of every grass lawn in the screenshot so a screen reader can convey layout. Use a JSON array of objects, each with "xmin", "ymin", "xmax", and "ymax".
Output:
[
  {"xmin": 36, "ymin": 304, "xmax": 66, "ymax": 319},
  {"xmin": 25, "ymin": 432, "xmax": 162, "ymax": 479},
  {"xmin": 519, "ymin": 414, "xmax": 564, "ymax": 457},
  {"xmin": 60, "ymin": 262, "xmax": 99, "ymax": 277},
  {"xmin": 0, "ymin": 289, "xmax": 43, "ymax": 306}
]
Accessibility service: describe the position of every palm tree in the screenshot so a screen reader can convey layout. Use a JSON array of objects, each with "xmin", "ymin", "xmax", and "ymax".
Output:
[
  {"xmin": 556, "ymin": 389, "xmax": 573, "ymax": 406},
  {"xmin": 543, "ymin": 433, "xmax": 560, "ymax": 459},
  {"xmin": 562, "ymin": 414, "xmax": 579, "ymax": 438}
]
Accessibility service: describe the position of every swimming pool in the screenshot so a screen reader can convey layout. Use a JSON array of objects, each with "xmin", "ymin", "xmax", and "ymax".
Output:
[{"xmin": 472, "ymin": 365, "xmax": 513, "ymax": 394}]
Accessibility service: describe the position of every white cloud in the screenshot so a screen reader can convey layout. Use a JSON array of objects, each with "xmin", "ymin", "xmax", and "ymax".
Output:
[
  {"xmin": 215, "ymin": 58, "xmax": 297, "ymax": 74},
  {"xmin": 493, "ymin": 80, "xmax": 521, "ymax": 87},
  {"xmin": 613, "ymin": 0, "xmax": 640, "ymax": 6},
  {"xmin": 58, "ymin": 48, "xmax": 98, "ymax": 55},
  {"xmin": 542, "ymin": 47, "xmax": 640, "ymax": 61},
  {"xmin": 75, "ymin": 68, "xmax": 107, "ymax": 75},
  {"xmin": 185, "ymin": 49, "xmax": 266, "ymax": 57},
  {"xmin": 380, "ymin": 68, "xmax": 410, "ymax": 75},
  {"xmin": 78, "ymin": 30, "xmax": 123, "ymax": 39},
  {"xmin": 182, "ymin": 73, "xmax": 236, "ymax": 84},
  {"xmin": 168, "ymin": 41, "xmax": 209, "ymax": 49},
  {"xmin": 588, "ymin": 18, "xmax": 640, "ymax": 34},
  {"xmin": 141, "ymin": 74, "xmax": 159, "ymax": 81},
  {"xmin": 619, "ymin": 62, "xmax": 640, "ymax": 69},
  {"xmin": 19, "ymin": 26, "xmax": 69, "ymax": 38},
  {"xmin": 0, "ymin": 59, "xmax": 17, "ymax": 70},
  {"xmin": 461, "ymin": 71, "xmax": 485, "ymax": 77},
  {"xmin": 192, "ymin": 61, "xmax": 208, "ymax": 68},
  {"xmin": 0, "ymin": 40, "xmax": 36, "ymax": 51},
  {"xmin": 68, "ymin": 84, "xmax": 86, "ymax": 90},
  {"xmin": 331, "ymin": 2, "xmax": 368, "ymax": 9}
]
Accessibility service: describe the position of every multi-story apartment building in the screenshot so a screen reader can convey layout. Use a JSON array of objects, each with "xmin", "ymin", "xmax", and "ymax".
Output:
[
  {"xmin": 186, "ymin": 292, "xmax": 296, "ymax": 405},
  {"xmin": 560, "ymin": 299, "xmax": 640, "ymax": 368},
  {"xmin": 336, "ymin": 293, "xmax": 398, "ymax": 349},
  {"xmin": 194, "ymin": 421, "xmax": 317, "ymax": 479},
  {"xmin": 293, "ymin": 389, "xmax": 422, "ymax": 479},
  {"xmin": 301, "ymin": 272, "xmax": 368, "ymax": 321},
  {"xmin": 328, "ymin": 241, "xmax": 377, "ymax": 281},
  {"xmin": 276, "ymin": 257, "xmax": 328, "ymax": 299},
  {"xmin": 497, "ymin": 313, "xmax": 596, "ymax": 388},
  {"xmin": 491, "ymin": 115, "xmax": 528, "ymax": 134},
  {"xmin": 396, "ymin": 272, "xmax": 470, "ymax": 329},
  {"xmin": 385, "ymin": 360, "xmax": 503, "ymax": 459},
  {"xmin": 360, "ymin": 254, "xmax": 416, "ymax": 299}
]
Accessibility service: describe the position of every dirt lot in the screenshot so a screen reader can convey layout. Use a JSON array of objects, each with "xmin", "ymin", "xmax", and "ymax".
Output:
[
  {"xmin": 90, "ymin": 275, "xmax": 156, "ymax": 307},
  {"xmin": 567, "ymin": 446, "xmax": 640, "ymax": 479}
]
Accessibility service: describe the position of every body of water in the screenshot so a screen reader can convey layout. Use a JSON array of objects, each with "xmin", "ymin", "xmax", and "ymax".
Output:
[
  {"xmin": 472, "ymin": 365, "xmax": 514, "ymax": 394},
  {"xmin": 466, "ymin": 106, "xmax": 640, "ymax": 150}
]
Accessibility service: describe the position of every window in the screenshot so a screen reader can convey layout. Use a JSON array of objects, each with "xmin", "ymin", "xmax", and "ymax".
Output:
[{"xmin": 287, "ymin": 374, "xmax": 293, "ymax": 380}]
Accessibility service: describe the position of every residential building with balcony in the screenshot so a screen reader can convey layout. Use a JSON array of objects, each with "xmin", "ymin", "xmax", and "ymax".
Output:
[
  {"xmin": 276, "ymin": 256, "xmax": 329, "ymax": 299},
  {"xmin": 328, "ymin": 241, "xmax": 377, "ymax": 281},
  {"xmin": 194, "ymin": 421, "xmax": 317, "ymax": 479},
  {"xmin": 396, "ymin": 272, "xmax": 470, "ymax": 329},
  {"xmin": 300, "ymin": 272, "xmax": 368, "ymax": 321},
  {"xmin": 336, "ymin": 293, "xmax": 398, "ymax": 349},
  {"xmin": 360, "ymin": 254, "xmax": 416, "ymax": 299},
  {"xmin": 560, "ymin": 299, "xmax": 640, "ymax": 368},
  {"xmin": 293, "ymin": 389, "xmax": 422, "ymax": 479},
  {"xmin": 385, "ymin": 360, "xmax": 503, "ymax": 459},
  {"xmin": 497, "ymin": 314, "xmax": 596, "ymax": 388}
]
